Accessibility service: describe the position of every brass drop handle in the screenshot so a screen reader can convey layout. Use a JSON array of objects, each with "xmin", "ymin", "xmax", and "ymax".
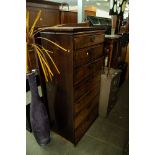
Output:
[{"xmin": 86, "ymin": 52, "xmax": 89, "ymax": 56}]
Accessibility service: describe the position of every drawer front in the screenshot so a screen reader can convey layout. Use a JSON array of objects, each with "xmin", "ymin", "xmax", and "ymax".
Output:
[
  {"xmin": 74, "ymin": 44, "xmax": 103, "ymax": 68},
  {"xmin": 73, "ymin": 57, "xmax": 103, "ymax": 84},
  {"xmin": 74, "ymin": 72, "xmax": 101, "ymax": 101},
  {"xmin": 75, "ymin": 83, "xmax": 100, "ymax": 115},
  {"xmin": 74, "ymin": 34, "xmax": 104, "ymax": 50},
  {"xmin": 75, "ymin": 105, "xmax": 98, "ymax": 143},
  {"xmin": 74, "ymin": 95, "xmax": 99, "ymax": 129}
]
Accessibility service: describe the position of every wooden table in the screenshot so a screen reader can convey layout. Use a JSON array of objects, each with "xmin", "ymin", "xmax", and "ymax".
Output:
[{"xmin": 104, "ymin": 35, "xmax": 122, "ymax": 71}]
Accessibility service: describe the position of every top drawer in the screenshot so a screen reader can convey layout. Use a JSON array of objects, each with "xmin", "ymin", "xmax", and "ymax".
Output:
[
  {"xmin": 74, "ymin": 44, "xmax": 103, "ymax": 68},
  {"xmin": 74, "ymin": 34, "xmax": 104, "ymax": 50}
]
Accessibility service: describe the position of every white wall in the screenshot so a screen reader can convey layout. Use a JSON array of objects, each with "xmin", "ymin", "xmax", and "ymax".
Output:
[
  {"xmin": 69, "ymin": 6, "xmax": 111, "ymax": 19},
  {"xmin": 69, "ymin": 6, "xmax": 77, "ymax": 11}
]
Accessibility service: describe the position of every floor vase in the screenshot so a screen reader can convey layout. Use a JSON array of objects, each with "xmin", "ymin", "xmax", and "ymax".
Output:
[{"xmin": 27, "ymin": 71, "xmax": 51, "ymax": 146}]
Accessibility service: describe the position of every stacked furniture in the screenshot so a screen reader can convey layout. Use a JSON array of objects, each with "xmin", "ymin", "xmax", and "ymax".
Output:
[{"xmin": 39, "ymin": 27, "xmax": 105, "ymax": 144}]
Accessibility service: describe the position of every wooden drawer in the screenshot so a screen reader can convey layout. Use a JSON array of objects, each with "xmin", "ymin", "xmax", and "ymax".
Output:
[
  {"xmin": 74, "ymin": 34, "xmax": 104, "ymax": 50},
  {"xmin": 74, "ymin": 72, "xmax": 100, "ymax": 101},
  {"xmin": 74, "ymin": 95, "xmax": 99, "ymax": 129},
  {"xmin": 75, "ymin": 84, "xmax": 100, "ymax": 115},
  {"xmin": 73, "ymin": 57, "xmax": 103, "ymax": 84},
  {"xmin": 74, "ymin": 44, "xmax": 103, "ymax": 68},
  {"xmin": 75, "ymin": 105, "xmax": 98, "ymax": 143}
]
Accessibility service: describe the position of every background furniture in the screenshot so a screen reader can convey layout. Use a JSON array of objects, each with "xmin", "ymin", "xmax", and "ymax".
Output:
[
  {"xmin": 104, "ymin": 34, "xmax": 122, "ymax": 69},
  {"xmin": 86, "ymin": 16, "xmax": 112, "ymax": 34},
  {"xmin": 104, "ymin": 34, "xmax": 129, "ymax": 86},
  {"xmin": 38, "ymin": 27, "xmax": 105, "ymax": 144},
  {"xmin": 56, "ymin": 22, "xmax": 90, "ymax": 28},
  {"xmin": 59, "ymin": 2, "xmax": 77, "ymax": 24},
  {"xmin": 118, "ymin": 33, "xmax": 129, "ymax": 85},
  {"xmin": 60, "ymin": 10, "xmax": 96, "ymax": 25},
  {"xmin": 26, "ymin": 0, "xmax": 61, "ymax": 70},
  {"xmin": 60, "ymin": 11, "xmax": 77, "ymax": 24},
  {"xmin": 59, "ymin": 5, "xmax": 96, "ymax": 25},
  {"xmin": 26, "ymin": 0, "xmax": 60, "ymax": 27}
]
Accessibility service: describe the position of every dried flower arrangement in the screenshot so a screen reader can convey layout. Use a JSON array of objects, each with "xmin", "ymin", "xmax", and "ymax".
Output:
[
  {"xmin": 26, "ymin": 10, "xmax": 69, "ymax": 145},
  {"xmin": 26, "ymin": 10, "xmax": 68, "ymax": 81}
]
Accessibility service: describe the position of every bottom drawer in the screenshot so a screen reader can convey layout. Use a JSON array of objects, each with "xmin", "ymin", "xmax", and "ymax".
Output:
[
  {"xmin": 74, "ymin": 95, "xmax": 99, "ymax": 129},
  {"xmin": 75, "ymin": 105, "xmax": 98, "ymax": 144}
]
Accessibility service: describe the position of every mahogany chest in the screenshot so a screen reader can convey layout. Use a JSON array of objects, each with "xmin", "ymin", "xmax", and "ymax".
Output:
[{"xmin": 39, "ymin": 27, "xmax": 105, "ymax": 144}]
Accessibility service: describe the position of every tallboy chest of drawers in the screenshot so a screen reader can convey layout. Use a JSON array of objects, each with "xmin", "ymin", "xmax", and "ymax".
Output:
[{"xmin": 39, "ymin": 27, "xmax": 105, "ymax": 144}]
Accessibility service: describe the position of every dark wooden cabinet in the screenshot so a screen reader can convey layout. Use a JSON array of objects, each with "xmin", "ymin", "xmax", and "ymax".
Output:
[
  {"xmin": 39, "ymin": 27, "xmax": 105, "ymax": 144},
  {"xmin": 26, "ymin": 0, "xmax": 61, "ymax": 69},
  {"xmin": 27, "ymin": 1, "xmax": 60, "ymax": 27},
  {"xmin": 60, "ymin": 11, "xmax": 77, "ymax": 24},
  {"xmin": 41, "ymin": 8, "xmax": 60, "ymax": 26},
  {"xmin": 59, "ymin": 10, "xmax": 96, "ymax": 25}
]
